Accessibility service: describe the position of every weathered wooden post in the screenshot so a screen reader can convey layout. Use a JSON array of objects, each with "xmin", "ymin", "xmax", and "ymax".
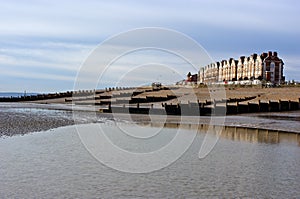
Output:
[
  {"xmin": 278, "ymin": 100, "xmax": 282, "ymax": 111},
  {"xmin": 247, "ymin": 102, "xmax": 250, "ymax": 113},
  {"xmin": 225, "ymin": 99, "xmax": 228, "ymax": 114},
  {"xmin": 108, "ymin": 103, "xmax": 111, "ymax": 111},
  {"xmin": 213, "ymin": 99, "xmax": 216, "ymax": 115}
]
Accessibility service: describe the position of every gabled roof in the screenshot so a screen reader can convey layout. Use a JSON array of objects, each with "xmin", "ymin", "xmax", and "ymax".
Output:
[{"xmin": 263, "ymin": 51, "xmax": 282, "ymax": 62}]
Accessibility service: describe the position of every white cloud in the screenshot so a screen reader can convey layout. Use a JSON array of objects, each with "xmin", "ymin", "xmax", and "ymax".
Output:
[
  {"xmin": 0, "ymin": 0, "xmax": 299, "ymax": 38},
  {"xmin": 0, "ymin": 69, "xmax": 75, "ymax": 82},
  {"xmin": 0, "ymin": 0, "xmax": 300, "ymax": 91},
  {"xmin": 0, "ymin": 41, "xmax": 94, "ymax": 73}
]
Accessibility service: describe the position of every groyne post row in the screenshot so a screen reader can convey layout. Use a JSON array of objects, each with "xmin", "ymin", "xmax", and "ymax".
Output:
[
  {"xmin": 68, "ymin": 87, "xmax": 175, "ymax": 105},
  {"xmin": 0, "ymin": 87, "xmax": 135, "ymax": 102},
  {"xmin": 0, "ymin": 91, "xmax": 74, "ymax": 102},
  {"xmin": 105, "ymin": 87, "xmax": 137, "ymax": 92},
  {"xmin": 102, "ymin": 98, "xmax": 300, "ymax": 116},
  {"xmin": 225, "ymin": 99, "xmax": 300, "ymax": 114}
]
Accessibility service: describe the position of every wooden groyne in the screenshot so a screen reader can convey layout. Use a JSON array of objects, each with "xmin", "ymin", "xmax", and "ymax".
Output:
[
  {"xmin": 0, "ymin": 87, "xmax": 133, "ymax": 103},
  {"xmin": 67, "ymin": 86, "xmax": 177, "ymax": 105},
  {"xmin": 0, "ymin": 91, "xmax": 74, "ymax": 102},
  {"xmin": 101, "ymin": 98, "xmax": 300, "ymax": 116},
  {"xmin": 2, "ymin": 86, "xmax": 299, "ymax": 116},
  {"xmin": 226, "ymin": 100, "xmax": 300, "ymax": 114}
]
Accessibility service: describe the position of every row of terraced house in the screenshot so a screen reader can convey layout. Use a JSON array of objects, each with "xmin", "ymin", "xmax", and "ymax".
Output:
[{"xmin": 198, "ymin": 51, "xmax": 285, "ymax": 85}]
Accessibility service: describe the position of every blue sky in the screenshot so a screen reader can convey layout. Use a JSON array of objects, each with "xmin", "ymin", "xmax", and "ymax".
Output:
[{"xmin": 0, "ymin": 0, "xmax": 300, "ymax": 92}]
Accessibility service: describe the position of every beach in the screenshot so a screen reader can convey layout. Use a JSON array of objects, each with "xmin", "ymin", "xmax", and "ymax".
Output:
[
  {"xmin": 1, "ymin": 89, "xmax": 300, "ymax": 198},
  {"xmin": 1, "ymin": 86, "xmax": 300, "ymax": 137},
  {"xmin": 2, "ymin": 1, "xmax": 300, "ymax": 197},
  {"xmin": 20, "ymin": 86, "xmax": 300, "ymax": 104},
  {"xmin": 1, "ymin": 101, "xmax": 300, "ymax": 138}
]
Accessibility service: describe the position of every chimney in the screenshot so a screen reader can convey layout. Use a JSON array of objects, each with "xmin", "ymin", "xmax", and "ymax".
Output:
[
  {"xmin": 273, "ymin": 51, "xmax": 278, "ymax": 57},
  {"xmin": 261, "ymin": 52, "xmax": 267, "ymax": 59},
  {"xmin": 252, "ymin": 53, "xmax": 257, "ymax": 61},
  {"xmin": 240, "ymin": 56, "xmax": 245, "ymax": 63},
  {"xmin": 268, "ymin": 51, "xmax": 272, "ymax": 57}
]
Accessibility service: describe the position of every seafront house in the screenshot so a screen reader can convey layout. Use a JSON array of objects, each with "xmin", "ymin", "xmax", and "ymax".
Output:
[{"xmin": 198, "ymin": 51, "xmax": 285, "ymax": 85}]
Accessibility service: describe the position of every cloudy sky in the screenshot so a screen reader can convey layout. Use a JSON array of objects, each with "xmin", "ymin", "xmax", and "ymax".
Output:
[{"xmin": 0, "ymin": 0, "xmax": 299, "ymax": 92}]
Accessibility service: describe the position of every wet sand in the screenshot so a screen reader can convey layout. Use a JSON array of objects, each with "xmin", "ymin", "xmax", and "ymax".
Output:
[
  {"xmin": 0, "ymin": 103, "xmax": 100, "ymax": 137},
  {"xmin": 1, "ymin": 102, "xmax": 300, "ymax": 138}
]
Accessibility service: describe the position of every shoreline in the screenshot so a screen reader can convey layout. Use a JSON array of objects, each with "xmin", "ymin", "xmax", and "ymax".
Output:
[{"xmin": 1, "ymin": 102, "xmax": 300, "ymax": 138}]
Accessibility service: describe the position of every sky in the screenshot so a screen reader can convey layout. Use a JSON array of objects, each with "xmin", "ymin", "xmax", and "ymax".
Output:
[{"xmin": 0, "ymin": 0, "xmax": 300, "ymax": 92}]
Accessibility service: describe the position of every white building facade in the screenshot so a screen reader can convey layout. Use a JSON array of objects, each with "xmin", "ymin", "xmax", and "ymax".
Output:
[{"xmin": 198, "ymin": 51, "xmax": 284, "ymax": 85}]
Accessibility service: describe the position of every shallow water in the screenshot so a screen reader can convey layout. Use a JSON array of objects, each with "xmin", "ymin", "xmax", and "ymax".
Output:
[{"xmin": 0, "ymin": 123, "xmax": 299, "ymax": 198}]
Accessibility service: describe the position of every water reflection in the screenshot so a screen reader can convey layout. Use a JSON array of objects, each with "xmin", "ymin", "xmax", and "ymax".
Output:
[{"xmin": 138, "ymin": 122, "xmax": 300, "ymax": 146}]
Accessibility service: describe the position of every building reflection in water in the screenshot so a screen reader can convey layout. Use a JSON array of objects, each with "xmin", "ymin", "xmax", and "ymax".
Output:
[{"xmin": 141, "ymin": 122, "xmax": 300, "ymax": 146}]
